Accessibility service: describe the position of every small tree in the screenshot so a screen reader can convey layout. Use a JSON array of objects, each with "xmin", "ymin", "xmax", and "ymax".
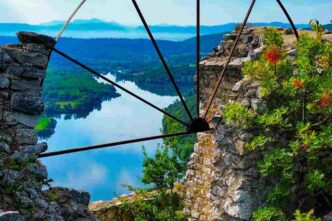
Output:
[
  {"xmin": 121, "ymin": 145, "xmax": 186, "ymax": 221},
  {"xmin": 309, "ymin": 19, "xmax": 325, "ymax": 41}
]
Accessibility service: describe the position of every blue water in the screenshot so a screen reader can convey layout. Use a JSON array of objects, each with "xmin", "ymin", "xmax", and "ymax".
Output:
[{"xmin": 40, "ymin": 74, "xmax": 177, "ymax": 201}]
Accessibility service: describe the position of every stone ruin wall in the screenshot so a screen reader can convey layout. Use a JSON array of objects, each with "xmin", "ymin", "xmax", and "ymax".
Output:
[
  {"xmin": 184, "ymin": 26, "xmax": 332, "ymax": 221},
  {"xmin": 0, "ymin": 32, "xmax": 97, "ymax": 220},
  {"xmin": 184, "ymin": 26, "xmax": 269, "ymax": 221}
]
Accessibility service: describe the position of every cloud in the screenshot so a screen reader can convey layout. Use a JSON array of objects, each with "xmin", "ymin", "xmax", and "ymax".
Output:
[
  {"xmin": 59, "ymin": 163, "xmax": 108, "ymax": 190},
  {"xmin": 0, "ymin": 0, "xmax": 331, "ymax": 25},
  {"xmin": 116, "ymin": 169, "xmax": 141, "ymax": 190}
]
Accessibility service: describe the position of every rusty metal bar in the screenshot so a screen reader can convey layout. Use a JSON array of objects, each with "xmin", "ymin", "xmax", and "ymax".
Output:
[
  {"xmin": 203, "ymin": 0, "xmax": 256, "ymax": 120},
  {"xmin": 276, "ymin": 0, "xmax": 299, "ymax": 39},
  {"xmin": 49, "ymin": 46, "xmax": 189, "ymax": 127},
  {"xmin": 132, "ymin": 0, "xmax": 194, "ymax": 122},
  {"xmin": 55, "ymin": 0, "xmax": 87, "ymax": 42},
  {"xmin": 196, "ymin": 0, "xmax": 201, "ymax": 118},
  {"xmin": 38, "ymin": 131, "xmax": 195, "ymax": 158}
]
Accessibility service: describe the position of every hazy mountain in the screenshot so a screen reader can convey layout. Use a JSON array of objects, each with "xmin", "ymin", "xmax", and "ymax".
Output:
[{"xmin": 0, "ymin": 19, "xmax": 319, "ymax": 40}]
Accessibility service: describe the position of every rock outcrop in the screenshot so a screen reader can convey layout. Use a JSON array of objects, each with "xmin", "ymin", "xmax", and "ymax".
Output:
[{"xmin": 0, "ymin": 32, "xmax": 97, "ymax": 220}]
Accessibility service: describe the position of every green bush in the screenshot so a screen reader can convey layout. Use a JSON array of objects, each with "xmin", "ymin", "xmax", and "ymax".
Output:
[
  {"xmin": 223, "ymin": 102, "xmax": 254, "ymax": 128},
  {"xmin": 253, "ymin": 206, "xmax": 286, "ymax": 221},
  {"xmin": 227, "ymin": 24, "xmax": 332, "ymax": 218},
  {"xmin": 293, "ymin": 210, "xmax": 321, "ymax": 221}
]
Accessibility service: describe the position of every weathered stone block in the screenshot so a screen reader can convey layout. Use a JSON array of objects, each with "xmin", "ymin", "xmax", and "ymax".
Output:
[
  {"xmin": 49, "ymin": 187, "xmax": 91, "ymax": 206},
  {"xmin": 224, "ymin": 34, "xmax": 237, "ymax": 41},
  {"xmin": 0, "ymin": 77, "xmax": 10, "ymax": 89},
  {"xmin": 14, "ymin": 143, "xmax": 47, "ymax": 158},
  {"xmin": 0, "ymin": 48, "xmax": 12, "ymax": 63},
  {"xmin": 16, "ymin": 128, "xmax": 38, "ymax": 145},
  {"xmin": 17, "ymin": 32, "xmax": 56, "ymax": 48},
  {"xmin": 4, "ymin": 111, "xmax": 39, "ymax": 127},
  {"xmin": 5, "ymin": 64, "xmax": 45, "ymax": 79},
  {"xmin": 24, "ymin": 43, "xmax": 49, "ymax": 56},
  {"xmin": 11, "ymin": 92, "xmax": 44, "ymax": 115},
  {"xmin": 0, "ymin": 133, "xmax": 12, "ymax": 153},
  {"xmin": 11, "ymin": 79, "xmax": 39, "ymax": 92},
  {"xmin": 7, "ymin": 49, "xmax": 48, "ymax": 69},
  {"xmin": 5, "ymin": 65, "xmax": 23, "ymax": 77}
]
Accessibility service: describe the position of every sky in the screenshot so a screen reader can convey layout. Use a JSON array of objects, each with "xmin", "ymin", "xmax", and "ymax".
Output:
[{"xmin": 0, "ymin": 0, "xmax": 331, "ymax": 25}]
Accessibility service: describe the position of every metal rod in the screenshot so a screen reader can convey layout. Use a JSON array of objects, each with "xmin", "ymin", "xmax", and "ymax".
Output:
[
  {"xmin": 196, "ymin": 0, "xmax": 201, "ymax": 118},
  {"xmin": 39, "ymin": 131, "xmax": 193, "ymax": 158},
  {"xmin": 276, "ymin": 0, "xmax": 299, "ymax": 39},
  {"xmin": 49, "ymin": 47, "xmax": 189, "ymax": 127},
  {"xmin": 55, "ymin": 0, "xmax": 87, "ymax": 42},
  {"xmin": 203, "ymin": 0, "xmax": 256, "ymax": 120},
  {"xmin": 132, "ymin": 0, "xmax": 194, "ymax": 122}
]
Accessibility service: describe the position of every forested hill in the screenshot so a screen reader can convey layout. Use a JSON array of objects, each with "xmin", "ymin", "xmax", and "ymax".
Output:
[{"xmin": 51, "ymin": 32, "xmax": 223, "ymax": 67}]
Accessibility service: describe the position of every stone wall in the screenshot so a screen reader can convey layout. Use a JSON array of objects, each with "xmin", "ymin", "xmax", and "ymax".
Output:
[
  {"xmin": 0, "ymin": 32, "xmax": 97, "ymax": 220},
  {"xmin": 184, "ymin": 26, "xmax": 267, "ymax": 221}
]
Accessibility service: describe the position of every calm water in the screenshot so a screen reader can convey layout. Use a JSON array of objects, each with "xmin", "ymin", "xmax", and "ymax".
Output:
[{"xmin": 40, "ymin": 74, "xmax": 177, "ymax": 201}]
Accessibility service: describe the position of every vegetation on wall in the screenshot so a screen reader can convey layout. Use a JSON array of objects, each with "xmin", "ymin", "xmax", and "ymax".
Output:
[
  {"xmin": 162, "ymin": 95, "xmax": 197, "ymax": 162},
  {"xmin": 223, "ymin": 27, "xmax": 332, "ymax": 219}
]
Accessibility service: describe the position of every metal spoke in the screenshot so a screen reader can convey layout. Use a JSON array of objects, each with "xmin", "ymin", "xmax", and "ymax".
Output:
[
  {"xmin": 38, "ymin": 131, "xmax": 197, "ymax": 158},
  {"xmin": 196, "ymin": 0, "xmax": 201, "ymax": 118},
  {"xmin": 203, "ymin": 0, "xmax": 256, "ymax": 120},
  {"xmin": 276, "ymin": 0, "xmax": 299, "ymax": 39},
  {"xmin": 55, "ymin": 0, "xmax": 87, "ymax": 42},
  {"xmin": 49, "ymin": 46, "xmax": 189, "ymax": 127},
  {"xmin": 132, "ymin": 0, "xmax": 194, "ymax": 122}
]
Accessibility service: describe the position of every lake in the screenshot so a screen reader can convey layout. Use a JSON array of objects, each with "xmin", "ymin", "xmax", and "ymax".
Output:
[{"xmin": 40, "ymin": 73, "xmax": 177, "ymax": 201}]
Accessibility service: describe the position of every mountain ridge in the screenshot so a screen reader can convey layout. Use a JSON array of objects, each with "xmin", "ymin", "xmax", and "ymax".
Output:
[{"xmin": 0, "ymin": 19, "xmax": 319, "ymax": 35}]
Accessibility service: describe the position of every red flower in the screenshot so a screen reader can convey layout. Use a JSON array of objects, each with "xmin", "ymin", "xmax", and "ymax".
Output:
[
  {"xmin": 293, "ymin": 79, "xmax": 304, "ymax": 89},
  {"xmin": 319, "ymin": 92, "xmax": 331, "ymax": 108},
  {"xmin": 265, "ymin": 46, "xmax": 282, "ymax": 65}
]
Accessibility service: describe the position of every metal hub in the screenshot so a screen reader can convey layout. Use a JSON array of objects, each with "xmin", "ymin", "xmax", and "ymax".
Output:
[{"xmin": 187, "ymin": 118, "xmax": 210, "ymax": 133}]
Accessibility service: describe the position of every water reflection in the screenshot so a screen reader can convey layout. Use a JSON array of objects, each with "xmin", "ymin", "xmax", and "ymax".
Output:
[{"xmin": 40, "ymin": 74, "xmax": 177, "ymax": 201}]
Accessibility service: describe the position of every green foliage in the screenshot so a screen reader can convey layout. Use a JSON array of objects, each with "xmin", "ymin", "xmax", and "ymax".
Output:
[
  {"xmin": 35, "ymin": 116, "xmax": 57, "ymax": 139},
  {"xmin": 223, "ymin": 102, "xmax": 254, "ymax": 128},
  {"xmin": 43, "ymin": 68, "xmax": 120, "ymax": 117},
  {"xmin": 253, "ymin": 206, "xmax": 286, "ymax": 221},
  {"xmin": 263, "ymin": 28, "xmax": 284, "ymax": 48},
  {"xmin": 4, "ymin": 157, "xmax": 36, "ymax": 171},
  {"xmin": 309, "ymin": 19, "xmax": 325, "ymax": 41},
  {"xmin": 234, "ymin": 25, "xmax": 332, "ymax": 218},
  {"xmin": 162, "ymin": 96, "xmax": 196, "ymax": 162},
  {"xmin": 0, "ymin": 182, "xmax": 24, "ymax": 195},
  {"xmin": 245, "ymin": 135, "xmax": 270, "ymax": 150},
  {"xmin": 35, "ymin": 117, "xmax": 54, "ymax": 132},
  {"xmin": 305, "ymin": 170, "xmax": 327, "ymax": 193},
  {"xmin": 121, "ymin": 145, "xmax": 185, "ymax": 221},
  {"xmin": 293, "ymin": 210, "xmax": 321, "ymax": 221},
  {"xmin": 142, "ymin": 146, "xmax": 185, "ymax": 191},
  {"xmin": 44, "ymin": 190, "xmax": 61, "ymax": 202},
  {"xmin": 258, "ymin": 148, "xmax": 293, "ymax": 178},
  {"xmin": 256, "ymin": 107, "xmax": 288, "ymax": 127}
]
